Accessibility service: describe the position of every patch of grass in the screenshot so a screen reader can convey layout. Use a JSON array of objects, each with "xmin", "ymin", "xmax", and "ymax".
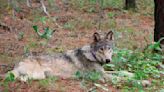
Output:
[
  {"xmin": 105, "ymin": 42, "xmax": 164, "ymax": 90},
  {"xmin": 75, "ymin": 70, "xmax": 102, "ymax": 82},
  {"xmin": 38, "ymin": 76, "xmax": 57, "ymax": 87}
]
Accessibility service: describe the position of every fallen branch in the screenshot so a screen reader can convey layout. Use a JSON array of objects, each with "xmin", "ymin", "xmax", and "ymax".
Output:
[
  {"xmin": 26, "ymin": 0, "xmax": 32, "ymax": 7},
  {"xmin": 94, "ymin": 83, "xmax": 109, "ymax": 92},
  {"xmin": 40, "ymin": 0, "xmax": 50, "ymax": 16}
]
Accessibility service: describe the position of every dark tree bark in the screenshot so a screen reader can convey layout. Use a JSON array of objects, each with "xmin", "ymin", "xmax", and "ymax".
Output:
[
  {"xmin": 154, "ymin": 0, "xmax": 164, "ymax": 45},
  {"xmin": 125, "ymin": 0, "xmax": 136, "ymax": 10}
]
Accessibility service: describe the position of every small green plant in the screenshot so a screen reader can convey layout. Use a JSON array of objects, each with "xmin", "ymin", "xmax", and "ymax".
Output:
[
  {"xmin": 146, "ymin": 37, "xmax": 164, "ymax": 52},
  {"xmin": 108, "ymin": 12, "xmax": 115, "ymax": 18},
  {"xmin": 146, "ymin": 42, "xmax": 161, "ymax": 52},
  {"xmin": 1, "ymin": 72, "xmax": 16, "ymax": 92},
  {"xmin": 40, "ymin": 17, "xmax": 47, "ymax": 25},
  {"xmin": 134, "ymin": 70, "xmax": 148, "ymax": 80},
  {"xmin": 39, "ymin": 76, "xmax": 57, "ymax": 87},
  {"xmin": 33, "ymin": 17, "xmax": 55, "ymax": 40},
  {"xmin": 33, "ymin": 25, "xmax": 55, "ymax": 40},
  {"xmin": 75, "ymin": 70, "xmax": 102, "ymax": 82},
  {"xmin": 4, "ymin": 72, "xmax": 15, "ymax": 82}
]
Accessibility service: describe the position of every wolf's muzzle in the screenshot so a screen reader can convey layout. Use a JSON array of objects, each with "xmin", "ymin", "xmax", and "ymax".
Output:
[{"xmin": 105, "ymin": 59, "xmax": 111, "ymax": 63}]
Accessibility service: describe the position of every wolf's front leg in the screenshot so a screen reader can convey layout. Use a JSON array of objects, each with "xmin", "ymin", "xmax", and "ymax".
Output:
[
  {"xmin": 93, "ymin": 64, "xmax": 108, "ymax": 82},
  {"xmin": 93, "ymin": 64, "xmax": 115, "ymax": 83}
]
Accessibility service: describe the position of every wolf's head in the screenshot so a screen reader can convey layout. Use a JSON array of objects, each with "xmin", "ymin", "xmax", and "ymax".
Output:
[{"xmin": 91, "ymin": 31, "xmax": 114, "ymax": 64}]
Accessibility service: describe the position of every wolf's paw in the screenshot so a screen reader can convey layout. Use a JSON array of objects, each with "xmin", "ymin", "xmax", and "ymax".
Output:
[
  {"xmin": 19, "ymin": 75, "xmax": 30, "ymax": 82},
  {"xmin": 103, "ymin": 73, "xmax": 117, "ymax": 82}
]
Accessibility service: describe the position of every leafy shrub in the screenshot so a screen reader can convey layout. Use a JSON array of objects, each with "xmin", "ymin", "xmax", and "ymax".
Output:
[{"xmin": 4, "ymin": 72, "xmax": 15, "ymax": 82}]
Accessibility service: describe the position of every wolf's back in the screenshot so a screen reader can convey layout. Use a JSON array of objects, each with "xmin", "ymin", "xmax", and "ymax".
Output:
[{"xmin": 10, "ymin": 55, "xmax": 79, "ymax": 81}]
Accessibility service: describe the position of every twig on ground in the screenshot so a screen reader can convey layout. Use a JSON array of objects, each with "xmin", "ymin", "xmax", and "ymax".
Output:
[
  {"xmin": 26, "ymin": 0, "xmax": 32, "ymax": 7},
  {"xmin": 40, "ymin": 0, "xmax": 50, "ymax": 17}
]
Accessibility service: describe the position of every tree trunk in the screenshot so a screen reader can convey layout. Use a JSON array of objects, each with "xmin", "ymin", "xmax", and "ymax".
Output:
[
  {"xmin": 125, "ymin": 0, "xmax": 136, "ymax": 10},
  {"xmin": 154, "ymin": 0, "xmax": 164, "ymax": 45}
]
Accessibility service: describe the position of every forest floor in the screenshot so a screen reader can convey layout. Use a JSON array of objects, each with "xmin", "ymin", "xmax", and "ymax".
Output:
[{"xmin": 0, "ymin": 0, "xmax": 162, "ymax": 92}]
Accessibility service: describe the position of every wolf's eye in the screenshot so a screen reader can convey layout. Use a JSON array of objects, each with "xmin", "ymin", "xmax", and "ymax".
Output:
[
  {"xmin": 100, "ymin": 47, "xmax": 104, "ymax": 51},
  {"xmin": 107, "ymin": 46, "xmax": 111, "ymax": 49}
]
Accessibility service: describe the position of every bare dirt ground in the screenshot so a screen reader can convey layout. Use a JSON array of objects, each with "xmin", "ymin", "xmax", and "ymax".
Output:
[{"xmin": 0, "ymin": 0, "xmax": 154, "ymax": 92}]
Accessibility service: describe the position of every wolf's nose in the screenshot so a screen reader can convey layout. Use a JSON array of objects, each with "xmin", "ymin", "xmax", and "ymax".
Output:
[{"xmin": 106, "ymin": 59, "xmax": 111, "ymax": 63}]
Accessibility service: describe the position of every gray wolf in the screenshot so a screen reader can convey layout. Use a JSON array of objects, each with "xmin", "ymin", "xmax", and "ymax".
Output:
[{"xmin": 10, "ymin": 31, "xmax": 114, "ymax": 81}]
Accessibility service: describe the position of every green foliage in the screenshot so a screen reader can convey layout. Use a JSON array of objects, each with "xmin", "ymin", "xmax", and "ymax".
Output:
[
  {"xmin": 103, "ymin": 64, "xmax": 115, "ymax": 71},
  {"xmin": 104, "ymin": 42, "xmax": 163, "ymax": 89},
  {"xmin": 0, "ymin": 72, "xmax": 16, "ymax": 92},
  {"xmin": 130, "ymin": 80, "xmax": 144, "ymax": 91},
  {"xmin": 147, "ymin": 42, "xmax": 161, "ymax": 51},
  {"xmin": 40, "ymin": 17, "xmax": 47, "ymax": 24},
  {"xmin": 4, "ymin": 72, "xmax": 15, "ymax": 82},
  {"xmin": 108, "ymin": 12, "xmax": 115, "ymax": 18},
  {"xmin": 112, "ymin": 46, "xmax": 163, "ymax": 79},
  {"xmin": 39, "ymin": 76, "xmax": 57, "ymax": 87},
  {"xmin": 145, "ymin": 37, "xmax": 164, "ymax": 54},
  {"xmin": 75, "ymin": 70, "xmax": 102, "ymax": 82},
  {"xmin": 34, "ymin": 16, "xmax": 47, "ymax": 24},
  {"xmin": 33, "ymin": 25, "xmax": 54, "ymax": 40}
]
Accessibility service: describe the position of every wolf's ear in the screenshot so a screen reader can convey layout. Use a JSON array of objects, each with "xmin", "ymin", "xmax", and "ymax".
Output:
[
  {"xmin": 93, "ymin": 32, "xmax": 101, "ymax": 42},
  {"xmin": 105, "ymin": 31, "xmax": 113, "ymax": 40}
]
